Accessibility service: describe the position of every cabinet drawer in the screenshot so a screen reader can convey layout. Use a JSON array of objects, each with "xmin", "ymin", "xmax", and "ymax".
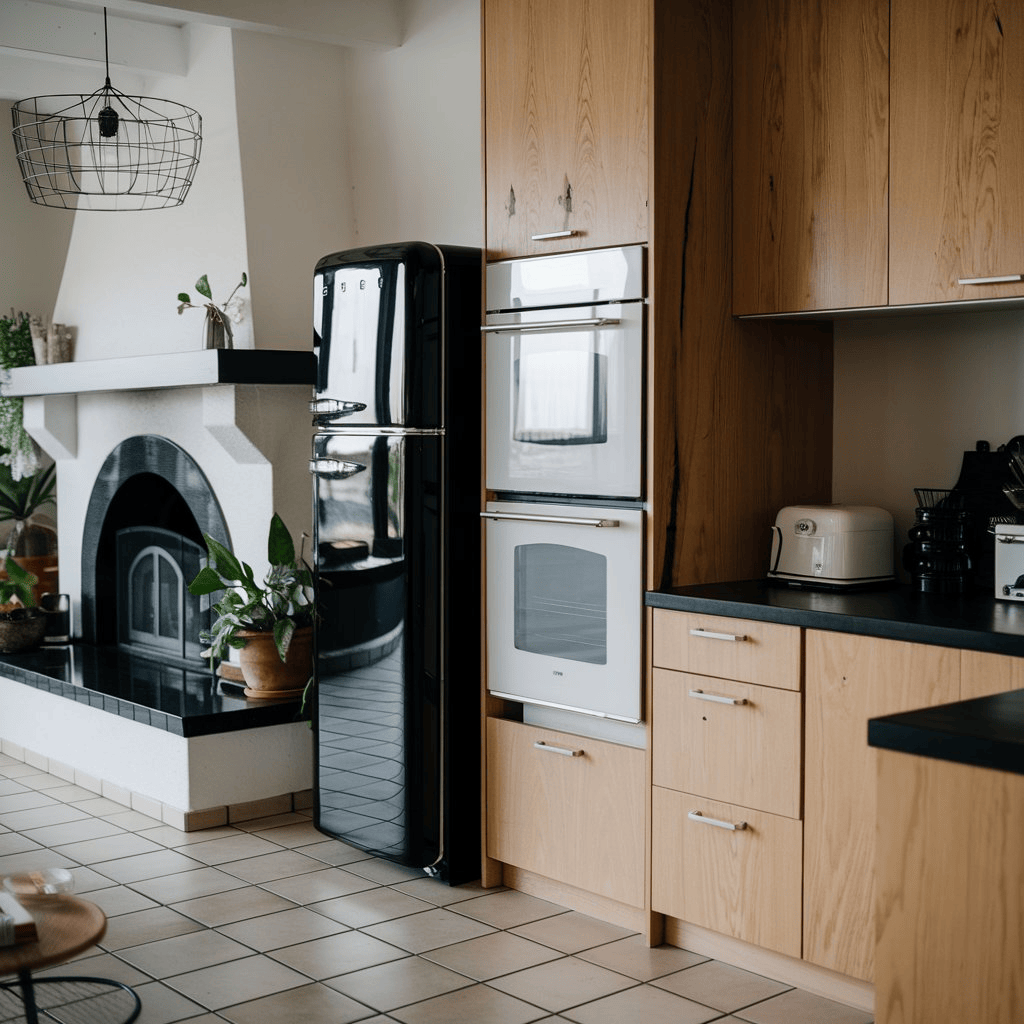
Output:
[
  {"xmin": 652, "ymin": 668, "xmax": 802, "ymax": 818},
  {"xmin": 652, "ymin": 786, "xmax": 802, "ymax": 958},
  {"xmin": 486, "ymin": 718, "xmax": 645, "ymax": 908},
  {"xmin": 652, "ymin": 609, "xmax": 801, "ymax": 690}
]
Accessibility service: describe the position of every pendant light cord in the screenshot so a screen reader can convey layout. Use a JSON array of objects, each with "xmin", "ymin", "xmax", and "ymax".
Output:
[{"xmin": 103, "ymin": 6, "xmax": 111, "ymax": 88}]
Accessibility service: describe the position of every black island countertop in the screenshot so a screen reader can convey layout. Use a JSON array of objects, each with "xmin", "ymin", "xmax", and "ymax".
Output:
[{"xmin": 646, "ymin": 579, "xmax": 1024, "ymax": 658}]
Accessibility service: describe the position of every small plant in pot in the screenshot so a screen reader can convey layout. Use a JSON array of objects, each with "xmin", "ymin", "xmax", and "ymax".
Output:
[
  {"xmin": 0, "ymin": 555, "xmax": 46, "ymax": 654},
  {"xmin": 187, "ymin": 513, "xmax": 313, "ymax": 699}
]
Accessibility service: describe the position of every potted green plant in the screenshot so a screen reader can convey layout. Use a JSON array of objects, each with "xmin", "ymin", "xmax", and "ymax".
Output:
[
  {"xmin": 176, "ymin": 272, "xmax": 247, "ymax": 349},
  {"xmin": 187, "ymin": 513, "xmax": 314, "ymax": 699},
  {"xmin": 0, "ymin": 555, "xmax": 46, "ymax": 653},
  {"xmin": 0, "ymin": 311, "xmax": 40, "ymax": 480},
  {"xmin": 0, "ymin": 459, "xmax": 57, "ymax": 605}
]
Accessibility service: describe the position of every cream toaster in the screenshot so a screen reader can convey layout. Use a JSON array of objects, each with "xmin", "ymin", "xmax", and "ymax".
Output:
[{"xmin": 768, "ymin": 505, "xmax": 896, "ymax": 589}]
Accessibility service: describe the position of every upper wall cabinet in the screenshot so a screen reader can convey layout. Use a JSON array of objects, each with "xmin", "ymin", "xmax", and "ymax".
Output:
[
  {"xmin": 890, "ymin": 0, "xmax": 1024, "ymax": 305},
  {"xmin": 733, "ymin": 0, "xmax": 890, "ymax": 316},
  {"xmin": 482, "ymin": 0, "xmax": 650, "ymax": 260}
]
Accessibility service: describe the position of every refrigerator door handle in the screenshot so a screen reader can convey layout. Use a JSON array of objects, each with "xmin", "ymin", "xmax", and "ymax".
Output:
[
  {"xmin": 310, "ymin": 398, "xmax": 368, "ymax": 423},
  {"xmin": 481, "ymin": 511, "xmax": 620, "ymax": 528},
  {"xmin": 481, "ymin": 317, "xmax": 620, "ymax": 335},
  {"xmin": 309, "ymin": 458, "xmax": 366, "ymax": 479}
]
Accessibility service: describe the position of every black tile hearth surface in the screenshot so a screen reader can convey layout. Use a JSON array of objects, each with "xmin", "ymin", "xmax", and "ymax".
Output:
[{"xmin": 0, "ymin": 645, "xmax": 301, "ymax": 737}]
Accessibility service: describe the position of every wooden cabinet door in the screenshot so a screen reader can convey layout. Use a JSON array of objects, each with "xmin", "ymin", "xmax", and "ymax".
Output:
[
  {"xmin": 482, "ymin": 0, "xmax": 649, "ymax": 259},
  {"xmin": 732, "ymin": 0, "xmax": 889, "ymax": 314},
  {"xmin": 890, "ymin": 0, "xmax": 1024, "ymax": 304},
  {"xmin": 803, "ymin": 630, "xmax": 960, "ymax": 982},
  {"xmin": 486, "ymin": 718, "xmax": 645, "ymax": 907},
  {"xmin": 961, "ymin": 649, "xmax": 1024, "ymax": 700}
]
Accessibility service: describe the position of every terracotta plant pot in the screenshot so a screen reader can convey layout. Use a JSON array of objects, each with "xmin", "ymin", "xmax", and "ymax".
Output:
[
  {"xmin": 0, "ymin": 610, "xmax": 47, "ymax": 654},
  {"xmin": 236, "ymin": 625, "xmax": 312, "ymax": 699}
]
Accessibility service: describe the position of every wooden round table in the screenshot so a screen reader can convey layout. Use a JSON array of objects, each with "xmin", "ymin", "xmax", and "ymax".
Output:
[{"xmin": 0, "ymin": 894, "xmax": 140, "ymax": 1024}]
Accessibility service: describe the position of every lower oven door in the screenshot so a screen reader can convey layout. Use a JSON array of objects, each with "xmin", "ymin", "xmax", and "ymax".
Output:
[{"xmin": 483, "ymin": 500, "xmax": 642, "ymax": 722}]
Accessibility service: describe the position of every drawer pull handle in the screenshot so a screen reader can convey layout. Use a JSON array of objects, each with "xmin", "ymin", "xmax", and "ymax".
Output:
[
  {"xmin": 688, "ymin": 810, "xmax": 748, "ymax": 832},
  {"xmin": 688, "ymin": 689, "xmax": 748, "ymax": 706},
  {"xmin": 534, "ymin": 741, "xmax": 583, "ymax": 758},
  {"xmin": 531, "ymin": 229, "xmax": 577, "ymax": 241},
  {"xmin": 958, "ymin": 274, "xmax": 1023, "ymax": 286},
  {"xmin": 689, "ymin": 628, "xmax": 748, "ymax": 642}
]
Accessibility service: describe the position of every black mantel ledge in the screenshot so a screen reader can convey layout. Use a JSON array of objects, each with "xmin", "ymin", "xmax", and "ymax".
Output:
[{"xmin": 1, "ymin": 349, "xmax": 316, "ymax": 398}]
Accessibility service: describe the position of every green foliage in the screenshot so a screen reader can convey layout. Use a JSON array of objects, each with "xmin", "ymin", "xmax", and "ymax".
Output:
[
  {"xmin": 0, "ymin": 461, "xmax": 55, "ymax": 522},
  {"xmin": 0, "ymin": 313, "xmax": 34, "ymax": 372},
  {"xmin": 0, "ymin": 313, "xmax": 39, "ymax": 481},
  {"xmin": 188, "ymin": 513, "xmax": 313, "ymax": 664},
  {"xmin": 0, "ymin": 554, "xmax": 38, "ymax": 609},
  {"xmin": 176, "ymin": 272, "xmax": 247, "ymax": 316}
]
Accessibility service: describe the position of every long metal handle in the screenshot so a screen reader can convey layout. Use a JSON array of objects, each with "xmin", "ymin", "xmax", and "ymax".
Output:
[
  {"xmin": 481, "ymin": 317, "xmax": 620, "ymax": 335},
  {"xmin": 957, "ymin": 274, "xmax": 1023, "ymax": 286},
  {"xmin": 534, "ymin": 741, "xmax": 584, "ymax": 757},
  {"xmin": 310, "ymin": 398, "xmax": 367, "ymax": 417},
  {"xmin": 689, "ymin": 628, "xmax": 748, "ymax": 642},
  {"xmin": 688, "ymin": 810, "xmax": 748, "ymax": 831},
  {"xmin": 997, "ymin": 534, "xmax": 1024, "ymax": 544},
  {"xmin": 531, "ymin": 229, "xmax": 577, "ymax": 240},
  {"xmin": 309, "ymin": 458, "xmax": 366, "ymax": 478},
  {"xmin": 481, "ymin": 511, "xmax": 620, "ymax": 528},
  {"xmin": 688, "ymin": 689, "xmax": 748, "ymax": 706}
]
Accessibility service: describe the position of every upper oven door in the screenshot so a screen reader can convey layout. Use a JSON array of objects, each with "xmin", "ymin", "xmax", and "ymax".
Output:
[{"xmin": 484, "ymin": 301, "xmax": 644, "ymax": 499}]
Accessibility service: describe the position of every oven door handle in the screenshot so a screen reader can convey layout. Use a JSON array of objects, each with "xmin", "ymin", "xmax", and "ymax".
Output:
[
  {"xmin": 480, "ymin": 511, "xmax": 620, "ymax": 528},
  {"xmin": 480, "ymin": 317, "xmax": 620, "ymax": 335}
]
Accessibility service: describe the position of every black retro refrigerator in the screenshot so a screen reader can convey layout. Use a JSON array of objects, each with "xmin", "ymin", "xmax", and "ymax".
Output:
[{"xmin": 310, "ymin": 242, "xmax": 481, "ymax": 884}]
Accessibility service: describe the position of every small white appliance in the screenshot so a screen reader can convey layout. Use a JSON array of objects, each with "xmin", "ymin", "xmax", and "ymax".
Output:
[
  {"xmin": 994, "ymin": 524, "xmax": 1024, "ymax": 600},
  {"xmin": 767, "ymin": 505, "xmax": 895, "ymax": 588}
]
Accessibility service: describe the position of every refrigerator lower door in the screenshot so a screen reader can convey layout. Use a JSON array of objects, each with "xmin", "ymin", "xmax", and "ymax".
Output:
[{"xmin": 311, "ymin": 432, "xmax": 443, "ymax": 872}]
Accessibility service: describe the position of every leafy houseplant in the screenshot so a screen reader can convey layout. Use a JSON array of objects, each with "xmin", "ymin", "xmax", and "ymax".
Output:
[
  {"xmin": 0, "ymin": 311, "xmax": 40, "ymax": 481},
  {"xmin": 0, "ymin": 554, "xmax": 46, "ymax": 653},
  {"xmin": 187, "ymin": 513, "xmax": 313, "ymax": 698},
  {"xmin": 176, "ymin": 272, "xmax": 247, "ymax": 349},
  {"xmin": 0, "ymin": 458, "xmax": 57, "ymax": 606}
]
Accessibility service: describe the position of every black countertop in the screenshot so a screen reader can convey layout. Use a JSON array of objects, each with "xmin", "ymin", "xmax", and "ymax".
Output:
[
  {"xmin": 646, "ymin": 579, "xmax": 1024, "ymax": 657},
  {"xmin": 868, "ymin": 689, "xmax": 1024, "ymax": 776}
]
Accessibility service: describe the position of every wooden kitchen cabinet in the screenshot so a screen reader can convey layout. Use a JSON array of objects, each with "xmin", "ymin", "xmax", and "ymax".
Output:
[
  {"xmin": 961, "ymin": 648, "xmax": 1024, "ymax": 699},
  {"xmin": 803, "ymin": 630, "xmax": 960, "ymax": 981},
  {"xmin": 890, "ymin": 0, "xmax": 1024, "ymax": 305},
  {"xmin": 482, "ymin": 0, "xmax": 649, "ymax": 259},
  {"xmin": 732, "ymin": 0, "xmax": 890, "ymax": 315},
  {"xmin": 485, "ymin": 717, "xmax": 645, "ymax": 908}
]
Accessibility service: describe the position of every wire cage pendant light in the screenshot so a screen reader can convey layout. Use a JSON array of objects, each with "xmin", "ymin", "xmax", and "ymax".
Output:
[{"xmin": 11, "ymin": 7, "xmax": 202, "ymax": 211}]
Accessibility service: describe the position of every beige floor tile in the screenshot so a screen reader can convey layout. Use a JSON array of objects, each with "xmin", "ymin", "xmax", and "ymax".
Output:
[
  {"xmin": 733, "ymin": 988, "xmax": 875, "ymax": 1024},
  {"xmin": 362, "ymin": 907, "xmax": 496, "ymax": 954},
  {"xmin": 0, "ymin": 849, "xmax": 78, "ymax": 876},
  {"xmin": 325, "ymin": 955, "xmax": 473, "ymax": 1012},
  {"xmin": 509, "ymin": 911, "xmax": 637, "ymax": 954},
  {"xmin": 118, "ymin": 929, "xmax": 255, "ymax": 979},
  {"xmin": 219, "ymin": 849, "xmax": 333, "ymax": 884},
  {"xmin": 218, "ymin": 982, "xmax": 375, "ymax": 1024},
  {"xmin": 129, "ymin": 980, "xmax": 211, "ymax": 1024},
  {"xmin": 392, "ymin": 876, "xmax": 498, "ymax": 907},
  {"xmin": 453, "ymin": 890, "xmax": 567, "ymax": 929},
  {"xmin": 231, "ymin": 812, "xmax": 310, "ymax": 832},
  {"xmin": 183, "ymin": 833, "xmax": 284, "ymax": 865},
  {"xmin": 53, "ymin": 832, "xmax": 164, "ymax": 864},
  {"xmin": 71, "ymin": 796, "xmax": 135, "ymax": 816},
  {"xmin": 248, "ymin": 820, "xmax": 324, "ymax": 848},
  {"xmin": 423, "ymin": 931, "xmax": 564, "ymax": 982},
  {"xmin": 16, "ymin": 774, "xmax": 68, "ymax": 792},
  {"xmin": 0, "ymin": 804, "xmax": 89, "ymax": 831},
  {"xmin": 389, "ymin": 982, "xmax": 547, "ymax": 1024},
  {"xmin": 0, "ymin": 789, "xmax": 58, "ymax": 813},
  {"xmin": 653, "ymin": 960, "xmax": 792, "ymax": 1012},
  {"xmin": 343, "ymin": 857, "xmax": 430, "ymax": 885},
  {"xmin": 293, "ymin": 839, "xmax": 376, "ymax": 867},
  {"xmin": 0, "ymin": 832, "xmax": 41, "ymax": 856},
  {"xmin": 99, "ymin": 906, "xmax": 205, "ymax": 951},
  {"xmin": 489, "ymin": 956, "xmax": 638, "ymax": 1013},
  {"xmin": 128, "ymin": 867, "xmax": 249, "ymax": 905},
  {"xmin": 171, "ymin": 888, "xmax": 298, "ymax": 928},
  {"xmin": 22, "ymin": 816, "xmax": 126, "ymax": 847},
  {"xmin": 163, "ymin": 955, "xmax": 310, "ymax": 1011},
  {"xmin": 136, "ymin": 824, "xmax": 242, "ymax": 848},
  {"xmin": 260, "ymin": 866, "xmax": 380, "ymax": 903},
  {"xmin": 104, "ymin": 809, "xmax": 164, "ymax": 831},
  {"xmin": 34, "ymin": 951, "xmax": 151, "ymax": 986},
  {"xmin": 561, "ymin": 983, "xmax": 723, "ymax": 1024},
  {"xmin": 269, "ymin": 929, "xmax": 409, "ymax": 980},
  {"xmin": 0, "ymin": 777, "xmax": 28, "ymax": 795},
  {"xmin": 68, "ymin": 865, "xmax": 120, "ymax": 893},
  {"xmin": 576, "ymin": 936, "xmax": 708, "ymax": 982},
  {"xmin": 91, "ymin": 848, "xmax": 206, "ymax": 884},
  {"xmin": 308, "ymin": 886, "xmax": 433, "ymax": 928},
  {"xmin": 39, "ymin": 784, "xmax": 98, "ymax": 802},
  {"xmin": 218, "ymin": 907, "xmax": 350, "ymax": 952},
  {"xmin": 85, "ymin": 883, "xmax": 161, "ymax": 918}
]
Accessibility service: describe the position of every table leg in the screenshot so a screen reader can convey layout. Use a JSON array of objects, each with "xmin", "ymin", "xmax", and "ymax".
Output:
[{"xmin": 16, "ymin": 969, "xmax": 38, "ymax": 1024}]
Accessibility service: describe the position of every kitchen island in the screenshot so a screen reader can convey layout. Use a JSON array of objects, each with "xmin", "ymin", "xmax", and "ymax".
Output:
[{"xmin": 869, "ymin": 692, "xmax": 1024, "ymax": 1024}]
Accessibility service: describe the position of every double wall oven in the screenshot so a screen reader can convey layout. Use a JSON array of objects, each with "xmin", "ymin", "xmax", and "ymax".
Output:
[{"xmin": 483, "ymin": 246, "xmax": 646, "ymax": 731}]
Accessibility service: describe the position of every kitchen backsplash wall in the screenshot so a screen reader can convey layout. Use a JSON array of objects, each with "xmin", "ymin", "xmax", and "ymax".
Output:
[{"xmin": 832, "ymin": 308, "xmax": 1024, "ymax": 563}]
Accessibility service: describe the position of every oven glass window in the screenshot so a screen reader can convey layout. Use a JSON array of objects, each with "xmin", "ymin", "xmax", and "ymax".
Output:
[
  {"xmin": 513, "ymin": 542, "xmax": 607, "ymax": 664},
  {"xmin": 513, "ymin": 340, "xmax": 608, "ymax": 446}
]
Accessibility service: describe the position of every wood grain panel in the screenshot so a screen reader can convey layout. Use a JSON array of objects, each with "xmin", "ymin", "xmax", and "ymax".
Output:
[
  {"xmin": 876, "ymin": 750, "xmax": 1024, "ymax": 1024},
  {"xmin": 803, "ymin": 630, "xmax": 960, "ymax": 981},
  {"xmin": 891, "ymin": 0, "xmax": 1024, "ymax": 304},
  {"xmin": 651, "ymin": 608, "xmax": 801, "ymax": 689},
  {"xmin": 486, "ymin": 718, "xmax": 645, "ymax": 907},
  {"xmin": 652, "ymin": 786, "xmax": 803, "ymax": 957},
  {"xmin": 960, "ymin": 648, "xmax": 1024, "ymax": 699},
  {"xmin": 652, "ymin": 668, "xmax": 802, "ymax": 817},
  {"xmin": 733, "ymin": 0, "xmax": 889, "ymax": 314},
  {"xmin": 482, "ymin": 0, "xmax": 649, "ymax": 258}
]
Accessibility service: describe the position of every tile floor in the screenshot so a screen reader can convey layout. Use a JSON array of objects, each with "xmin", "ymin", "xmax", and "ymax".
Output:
[{"xmin": 0, "ymin": 753, "xmax": 875, "ymax": 1024}]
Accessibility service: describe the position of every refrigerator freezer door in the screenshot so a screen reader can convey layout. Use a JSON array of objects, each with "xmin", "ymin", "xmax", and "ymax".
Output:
[{"xmin": 312, "ymin": 432, "xmax": 443, "ymax": 869}]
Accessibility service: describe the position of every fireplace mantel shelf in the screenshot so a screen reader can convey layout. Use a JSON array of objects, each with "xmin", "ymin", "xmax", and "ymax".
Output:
[{"xmin": 1, "ymin": 349, "xmax": 316, "ymax": 398}]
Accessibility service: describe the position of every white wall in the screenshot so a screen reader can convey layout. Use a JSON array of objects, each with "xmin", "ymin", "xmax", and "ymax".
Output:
[{"xmin": 833, "ymin": 308, "xmax": 1024, "ymax": 551}]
